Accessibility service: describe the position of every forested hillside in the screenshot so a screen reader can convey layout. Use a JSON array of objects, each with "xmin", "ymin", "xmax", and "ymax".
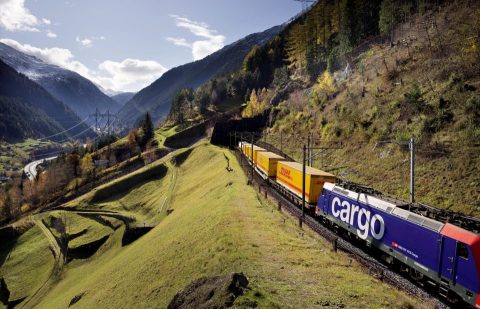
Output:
[
  {"xmin": 165, "ymin": 0, "xmax": 388, "ymax": 123},
  {"xmin": 0, "ymin": 42, "xmax": 121, "ymax": 122},
  {"xmin": 0, "ymin": 60, "xmax": 93, "ymax": 142},
  {"xmin": 169, "ymin": 0, "xmax": 480, "ymax": 215}
]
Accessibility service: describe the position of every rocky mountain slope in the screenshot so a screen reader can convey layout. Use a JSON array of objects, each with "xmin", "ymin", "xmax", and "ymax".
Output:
[
  {"xmin": 0, "ymin": 43, "xmax": 120, "ymax": 122},
  {"xmin": 0, "ymin": 60, "xmax": 93, "ymax": 142},
  {"xmin": 111, "ymin": 92, "xmax": 135, "ymax": 106}
]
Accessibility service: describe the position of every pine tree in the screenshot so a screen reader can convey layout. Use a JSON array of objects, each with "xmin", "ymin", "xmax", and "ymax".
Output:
[
  {"xmin": 379, "ymin": 0, "xmax": 396, "ymax": 39},
  {"xmin": 140, "ymin": 112, "xmax": 154, "ymax": 148},
  {"xmin": 338, "ymin": 0, "xmax": 357, "ymax": 54}
]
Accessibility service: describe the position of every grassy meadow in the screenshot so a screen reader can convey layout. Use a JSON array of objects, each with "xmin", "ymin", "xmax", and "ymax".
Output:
[{"xmin": 1, "ymin": 142, "xmax": 426, "ymax": 308}]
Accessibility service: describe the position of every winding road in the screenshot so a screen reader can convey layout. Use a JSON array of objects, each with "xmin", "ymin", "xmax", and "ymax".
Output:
[{"xmin": 24, "ymin": 157, "xmax": 57, "ymax": 181}]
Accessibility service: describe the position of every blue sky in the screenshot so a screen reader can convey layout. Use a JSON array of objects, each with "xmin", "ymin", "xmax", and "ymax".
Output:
[{"xmin": 0, "ymin": 0, "xmax": 303, "ymax": 92}]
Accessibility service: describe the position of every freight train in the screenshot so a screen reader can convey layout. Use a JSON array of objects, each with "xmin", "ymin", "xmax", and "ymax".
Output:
[{"xmin": 239, "ymin": 141, "xmax": 480, "ymax": 308}]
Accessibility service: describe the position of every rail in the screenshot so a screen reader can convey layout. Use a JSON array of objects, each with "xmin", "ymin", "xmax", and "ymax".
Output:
[{"xmin": 235, "ymin": 148, "xmax": 449, "ymax": 308}]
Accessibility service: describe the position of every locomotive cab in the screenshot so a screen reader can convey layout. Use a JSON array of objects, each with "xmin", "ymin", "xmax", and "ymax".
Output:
[
  {"xmin": 439, "ymin": 223, "xmax": 480, "ymax": 306},
  {"xmin": 316, "ymin": 187, "xmax": 328, "ymax": 216}
]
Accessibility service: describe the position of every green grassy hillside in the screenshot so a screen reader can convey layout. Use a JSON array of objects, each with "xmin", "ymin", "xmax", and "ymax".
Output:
[
  {"xmin": 0, "ymin": 224, "xmax": 54, "ymax": 303},
  {"xmin": 0, "ymin": 142, "xmax": 422, "ymax": 308}
]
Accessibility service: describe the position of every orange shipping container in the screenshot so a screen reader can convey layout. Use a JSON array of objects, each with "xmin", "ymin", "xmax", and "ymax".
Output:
[
  {"xmin": 256, "ymin": 151, "xmax": 285, "ymax": 177},
  {"xmin": 276, "ymin": 161, "xmax": 336, "ymax": 204}
]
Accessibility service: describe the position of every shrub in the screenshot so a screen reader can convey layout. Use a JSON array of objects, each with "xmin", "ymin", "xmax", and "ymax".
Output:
[
  {"xmin": 465, "ymin": 95, "xmax": 480, "ymax": 126},
  {"xmin": 423, "ymin": 110, "xmax": 454, "ymax": 134},
  {"xmin": 404, "ymin": 80, "xmax": 426, "ymax": 112}
]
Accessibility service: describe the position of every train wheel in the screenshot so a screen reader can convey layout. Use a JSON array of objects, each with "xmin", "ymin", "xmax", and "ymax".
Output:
[
  {"xmin": 446, "ymin": 291, "xmax": 460, "ymax": 304},
  {"xmin": 409, "ymin": 268, "xmax": 424, "ymax": 281}
]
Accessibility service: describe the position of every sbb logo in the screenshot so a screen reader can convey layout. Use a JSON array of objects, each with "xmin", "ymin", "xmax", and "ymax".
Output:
[{"xmin": 331, "ymin": 197, "xmax": 385, "ymax": 240}]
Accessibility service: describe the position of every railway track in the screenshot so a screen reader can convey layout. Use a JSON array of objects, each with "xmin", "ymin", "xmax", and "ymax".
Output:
[{"xmin": 234, "ymin": 149, "xmax": 450, "ymax": 309}]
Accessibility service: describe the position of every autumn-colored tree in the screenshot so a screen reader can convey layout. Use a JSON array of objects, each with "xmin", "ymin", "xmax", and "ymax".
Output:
[
  {"xmin": 242, "ymin": 89, "xmax": 271, "ymax": 118},
  {"xmin": 142, "ymin": 141, "xmax": 157, "ymax": 165},
  {"xmin": 128, "ymin": 129, "xmax": 140, "ymax": 156},
  {"xmin": 0, "ymin": 190, "xmax": 11, "ymax": 223},
  {"xmin": 81, "ymin": 153, "xmax": 94, "ymax": 179},
  {"xmin": 65, "ymin": 153, "xmax": 80, "ymax": 177},
  {"xmin": 242, "ymin": 89, "xmax": 259, "ymax": 117},
  {"xmin": 22, "ymin": 179, "xmax": 39, "ymax": 205},
  {"xmin": 7, "ymin": 180, "xmax": 22, "ymax": 219}
]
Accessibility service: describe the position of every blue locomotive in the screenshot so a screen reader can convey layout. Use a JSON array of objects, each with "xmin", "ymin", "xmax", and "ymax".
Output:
[
  {"xmin": 238, "ymin": 141, "xmax": 480, "ymax": 306},
  {"xmin": 316, "ymin": 182, "xmax": 480, "ymax": 307}
]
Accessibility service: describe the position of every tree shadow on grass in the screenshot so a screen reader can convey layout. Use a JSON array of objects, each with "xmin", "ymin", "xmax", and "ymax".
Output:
[
  {"xmin": 0, "ymin": 227, "xmax": 20, "ymax": 267},
  {"xmin": 171, "ymin": 148, "xmax": 194, "ymax": 167},
  {"xmin": 91, "ymin": 164, "xmax": 168, "ymax": 203}
]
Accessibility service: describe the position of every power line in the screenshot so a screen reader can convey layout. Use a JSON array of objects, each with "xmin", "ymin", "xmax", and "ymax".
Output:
[
  {"xmin": 38, "ymin": 116, "xmax": 91, "ymax": 141},
  {"xmin": 56, "ymin": 124, "xmax": 97, "ymax": 144}
]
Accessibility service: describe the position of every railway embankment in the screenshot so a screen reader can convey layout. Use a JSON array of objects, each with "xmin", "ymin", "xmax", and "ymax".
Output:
[{"xmin": 30, "ymin": 142, "xmax": 422, "ymax": 308}]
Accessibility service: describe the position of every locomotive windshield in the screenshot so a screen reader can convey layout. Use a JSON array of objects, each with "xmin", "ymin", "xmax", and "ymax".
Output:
[{"xmin": 457, "ymin": 243, "xmax": 469, "ymax": 260}]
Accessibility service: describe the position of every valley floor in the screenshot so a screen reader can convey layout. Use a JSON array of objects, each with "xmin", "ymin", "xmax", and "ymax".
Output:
[{"xmin": 1, "ymin": 142, "xmax": 425, "ymax": 308}]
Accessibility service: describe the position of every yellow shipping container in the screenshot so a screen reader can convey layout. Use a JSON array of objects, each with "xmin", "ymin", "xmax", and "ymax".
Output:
[
  {"xmin": 256, "ymin": 151, "xmax": 285, "ymax": 177},
  {"xmin": 243, "ymin": 144, "xmax": 266, "ymax": 163},
  {"xmin": 276, "ymin": 161, "xmax": 336, "ymax": 204},
  {"xmin": 241, "ymin": 143, "xmax": 248, "ymax": 156}
]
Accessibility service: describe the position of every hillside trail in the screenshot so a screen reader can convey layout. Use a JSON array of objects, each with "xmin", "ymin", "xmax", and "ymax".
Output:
[
  {"xmin": 158, "ymin": 162, "xmax": 177, "ymax": 214},
  {"xmin": 19, "ymin": 215, "xmax": 64, "ymax": 309}
]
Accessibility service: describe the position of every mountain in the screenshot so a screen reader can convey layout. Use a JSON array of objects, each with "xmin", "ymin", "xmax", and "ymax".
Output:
[
  {"xmin": 0, "ymin": 42, "xmax": 121, "ymax": 122},
  {"xmin": 0, "ymin": 59, "xmax": 93, "ymax": 142},
  {"xmin": 118, "ymin": 25, "xmax": 284, "ymax": 124},
  {"xmin": 112, "ymin": 92, "xmax": 136, "ymax": 106}
]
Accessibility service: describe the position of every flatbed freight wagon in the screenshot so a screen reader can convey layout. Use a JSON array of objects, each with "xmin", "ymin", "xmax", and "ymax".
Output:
[{"xmin": 276, "ymin": 161, "xmax": 336, "ymax": 204}]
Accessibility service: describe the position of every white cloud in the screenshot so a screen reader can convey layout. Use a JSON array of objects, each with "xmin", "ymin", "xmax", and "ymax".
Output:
[
  {"xmin": 0, "ymin": 38, "xmax": 168, "ymax": 92},
  {"xmin": 96, "ymin": 59, "xmax": 167, "ymax": 92},
  {"xmin": 76, "ymin": 36, "xmax": 93, "ymax": 47},
  {"xmin": 42, "ymin": 18, "xmax": 51, "ymax": 25},
  {"xmin": 0, "ymin": 0, "xmax": 40, "ymax": 32},
  {"xmin": 166, "ymin": 37, "xmax": 191, "ymax": 48},
  {"xmin": 167, "ymin": 15, "xmax": 225, "ymax": 61},
  {"xmin": 75, "ymin": 35, "xmax": 106, "ymax": 47},
  {"xmin": 46, "ymin": 30, "xmax": 57, "ymax": 38}
]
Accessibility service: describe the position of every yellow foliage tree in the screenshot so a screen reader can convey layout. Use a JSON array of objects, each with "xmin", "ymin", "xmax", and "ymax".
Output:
[
  {"xmin": 242, "ymin": 89, "xmax": 263, "ymax": 117},
  {"xmin": 311, "ymin": 71, "xmax": 336, "ymax": 106},
  {"xmin": 20, "ymin": 203, "xmax": 31, "ymax": 214},
  {"xmin": 316, "ymin": 71, "xmax": 336, "ymax": 94},
  {"xmin": 81, "ymin": 153, "xmax": 94, "ymax": 178}
]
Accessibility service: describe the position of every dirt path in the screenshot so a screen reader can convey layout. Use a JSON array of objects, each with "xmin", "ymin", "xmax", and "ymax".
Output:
[
  {"xmin": 20, "ymin": 216, "xmax": 64, "ymax": 309},
  {"xmin": 158, "ymin": 163, "xmax": 177, "ymax": 214}
]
